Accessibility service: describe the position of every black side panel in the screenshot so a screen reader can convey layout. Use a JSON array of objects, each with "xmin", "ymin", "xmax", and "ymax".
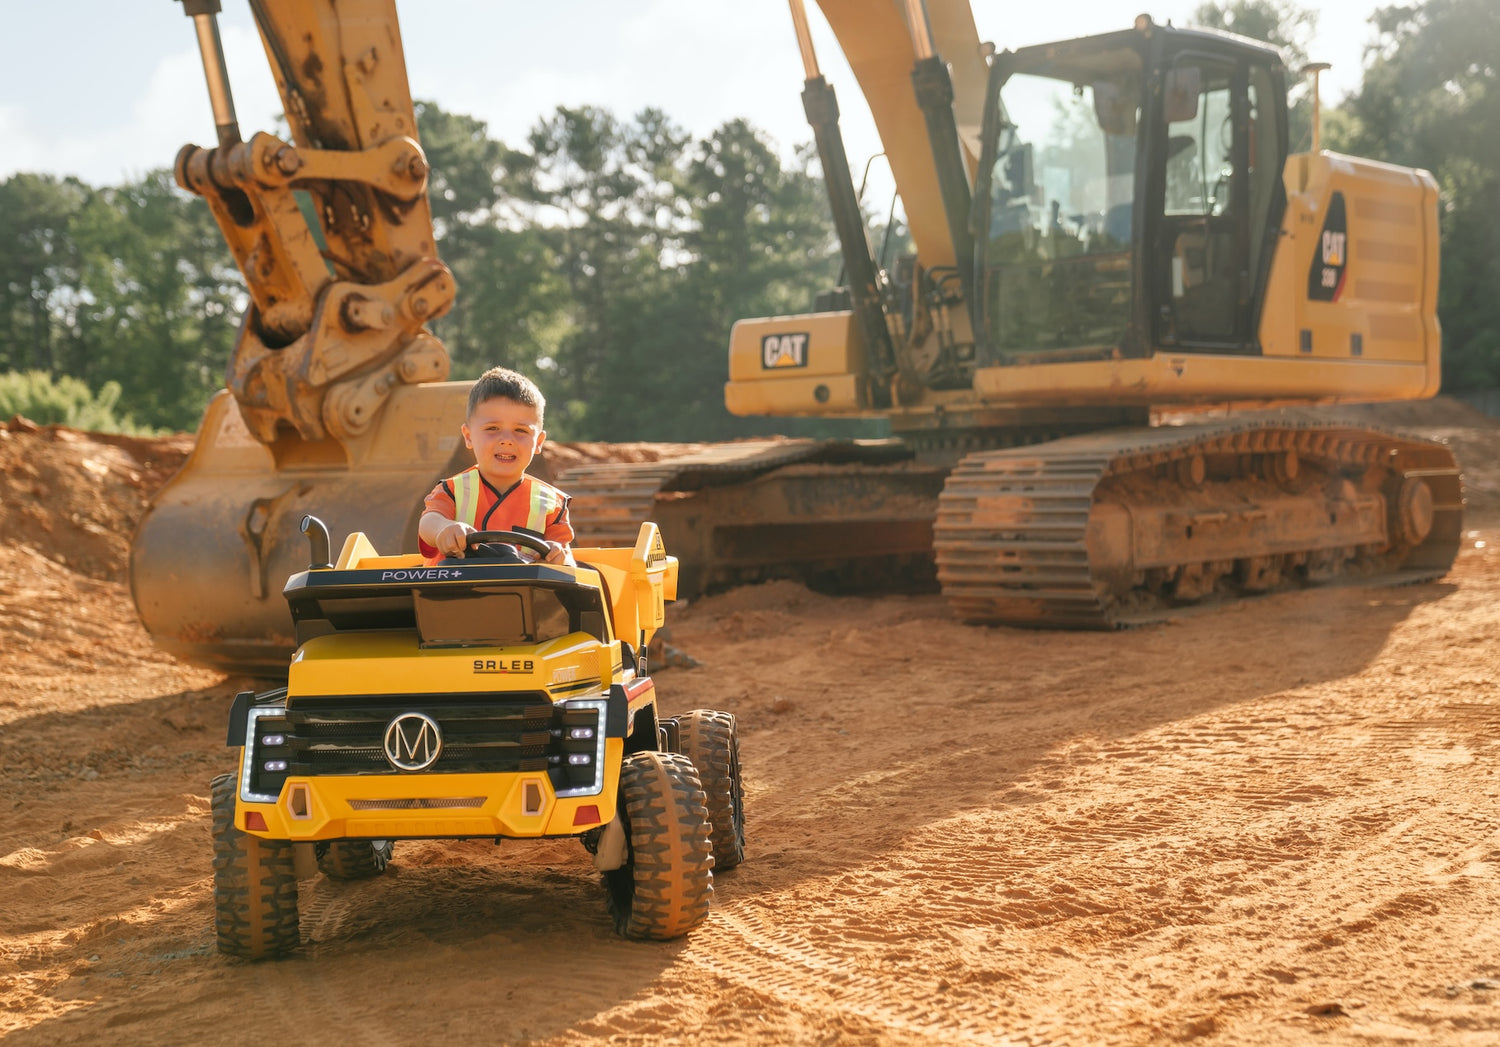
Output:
[
  {"xmin": 226, "ymin": 691, "xmax": 253, "ymax": 746},
  {"xmin": 606, "ymin": 684, "xmax": 630, "ymax": 738}
]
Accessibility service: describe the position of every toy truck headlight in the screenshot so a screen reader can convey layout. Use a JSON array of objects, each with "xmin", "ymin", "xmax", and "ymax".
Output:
[
  {"xmin": 552, "ymin": 698, "xmax": 608, "ymax": 797},
  {"xmin": 241, "ymin": 706, "xmax": 292, "ymax": 803}
]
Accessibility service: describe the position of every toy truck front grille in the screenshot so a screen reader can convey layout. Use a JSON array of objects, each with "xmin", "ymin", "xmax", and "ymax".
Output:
[{"xmin": 244, "ymin": 693, "xmax": 603, "ymax": 799}]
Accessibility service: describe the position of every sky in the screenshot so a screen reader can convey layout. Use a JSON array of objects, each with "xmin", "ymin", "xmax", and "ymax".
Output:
[{"xmin": 0, "ymin": 0, "xmax": 1391, "ymax": 198}]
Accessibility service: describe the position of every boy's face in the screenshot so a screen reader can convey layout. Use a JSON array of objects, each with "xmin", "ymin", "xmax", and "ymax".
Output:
[{"xmin": 462, "ymin": 396, "xmax": 546, "ymax": 489}]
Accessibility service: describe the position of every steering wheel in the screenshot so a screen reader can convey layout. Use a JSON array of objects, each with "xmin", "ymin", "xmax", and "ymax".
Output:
[{"xmin": 461, "ymin": 529, "xmax": 552, "ymax": 561}]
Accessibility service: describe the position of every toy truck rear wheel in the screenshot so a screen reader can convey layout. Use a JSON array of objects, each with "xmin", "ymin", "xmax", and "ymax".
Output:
[
  {"xmin": 317, "ymin": 840, "xmax": 395, "ymax": 880},
  {"xmin": 210, "ymin": 773, "xmax": 300, "ymax": 959},
  {"xmin": 678, "ymin": 709, "xmax": 746, "ymax": 871},
  {"xmin": 604, "ymin": 752, "xmax": 715, "ymax": 940}
]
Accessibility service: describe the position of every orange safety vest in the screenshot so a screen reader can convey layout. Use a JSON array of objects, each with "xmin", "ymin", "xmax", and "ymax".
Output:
[
  {"xmin": 447, "ymin": 468, "xmax": 567, "ymax": 534},
  {"xmin": 421, "ymin": 468, "xmax": 572, "ymax": 564}
]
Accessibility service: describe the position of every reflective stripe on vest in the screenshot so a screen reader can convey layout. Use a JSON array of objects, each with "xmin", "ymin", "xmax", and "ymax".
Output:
[
  {"xmin": 452, "ymin": 469, "xmax": 484, "ymax": 528},
  {"xmin": 450, "ymin": 469, "xmax": 561, "ymax": 533},
  {"xmin": 525, "ymin": 479, "xmax": 563, "ymax": 533}
]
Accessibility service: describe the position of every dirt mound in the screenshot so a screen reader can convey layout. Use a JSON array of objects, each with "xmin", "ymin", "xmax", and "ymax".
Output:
[{"xmin": 0, "ymin": 419, "xmax": 192, "ymax": 582}]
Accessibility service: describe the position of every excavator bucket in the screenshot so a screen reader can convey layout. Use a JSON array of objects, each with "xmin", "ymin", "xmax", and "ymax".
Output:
[{"xmin": 130, "ymin": 385, "xmax": 470, "ymax": 675}]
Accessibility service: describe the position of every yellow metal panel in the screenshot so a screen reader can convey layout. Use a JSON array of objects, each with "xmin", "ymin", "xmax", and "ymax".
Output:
[
  {"xmin": 727, "ymin": 309, "xmax": 868, "ymax": 415},
  {"xmin": 972, "ymin": 353, "xmax": 1434, "ymax": 406},
  {"xmin": 235, "ymin": 744, "xmax": 623, "ymax": 841},
  {"xmin": 725, "ymin": 374, "xmax": 865, "ymax": 416},
  {"xmin": 729, "ymin": 310, "xmax": 865, "ymax": 380},
  {"xmin": 1261, "ymin": 151, "xmax": 1441, "ymax": 397}
]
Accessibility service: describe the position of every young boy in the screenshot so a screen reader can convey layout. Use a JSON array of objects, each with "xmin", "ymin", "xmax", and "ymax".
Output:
[{"xmin": 418, "ymin": 367, "xmax": 574, "ymax": 565}]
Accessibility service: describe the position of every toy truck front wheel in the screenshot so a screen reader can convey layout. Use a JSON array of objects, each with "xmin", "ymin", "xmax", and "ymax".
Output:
[
  {"xmin": 210, "ymin": 774, "xmax": 300, "ymax": 959},
  {"xmin": 604, "ymin": 752, "xmax": 714, "ymax": 940}
]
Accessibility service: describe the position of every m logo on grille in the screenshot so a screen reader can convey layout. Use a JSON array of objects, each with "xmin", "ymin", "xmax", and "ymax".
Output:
[{"xmin": 383, "ymin": 712, "xmax": 442, "ymax": 771}]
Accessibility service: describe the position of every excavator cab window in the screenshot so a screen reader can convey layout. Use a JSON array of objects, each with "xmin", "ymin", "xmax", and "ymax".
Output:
[
  {"xmin": 973, "ymin": 29, "xmax": 1288, "ymax": 368},
  {"xmin": 1151, "ymin": 52, "xmax": 1285, "ymax": 350},
  {"xmin": 977, "ymin": 44, "xmax": 1143, "ymax": 360}
]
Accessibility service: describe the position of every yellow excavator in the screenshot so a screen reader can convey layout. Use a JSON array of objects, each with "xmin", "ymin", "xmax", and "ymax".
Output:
[
  {"xmin": 133, "ymin": 0, "xmax": 1461, "ymax": 674},
  {"xmin": 563, "ymin": 0, "xmax": 1462, "ymax": 626},
  {"xmin": 131, "ymin": 0, "xmax": 471, "ymax": 673}
]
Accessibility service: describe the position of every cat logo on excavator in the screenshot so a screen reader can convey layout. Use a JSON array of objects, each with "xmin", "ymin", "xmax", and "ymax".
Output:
[{"xmin": 761, "ymin": 332, "xmax": 809, "ymax": 368}]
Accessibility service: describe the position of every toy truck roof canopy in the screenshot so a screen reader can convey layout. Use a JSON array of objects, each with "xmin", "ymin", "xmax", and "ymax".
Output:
[
  {"xmin": 283, "ymin": 562, "xmax": 612, "ymax": 649},
  {"xmin": 281, "ymin": 519, "xmax": 678, "ymax": 653}
]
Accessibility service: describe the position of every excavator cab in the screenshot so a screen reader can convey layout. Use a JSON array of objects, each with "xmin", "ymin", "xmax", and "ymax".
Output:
[{"xmin": 972, "ymin": 25, "xmax": 1287, "ymax": 364}]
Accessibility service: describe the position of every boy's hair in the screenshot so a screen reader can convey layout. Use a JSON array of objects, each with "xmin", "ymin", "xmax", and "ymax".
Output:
[{"xmin": 468, "ymin": 366, "xmax": 546, "ymax": 424}]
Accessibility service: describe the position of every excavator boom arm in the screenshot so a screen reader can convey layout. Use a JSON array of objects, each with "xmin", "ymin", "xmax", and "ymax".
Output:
[
  {"xmin": 810, "ymin": 0, "xmax": 987, "ymax": 267},
  {"xmin": 131, "ymin": 1, "xmax": 470, "ymax": 675},
  {"xmin": 173, "ymin": 0, "xmax": 452, "ymax": 450},
  {"xmin": 247, "ymin": 0, "xmax": 437, "ymax": 287}
]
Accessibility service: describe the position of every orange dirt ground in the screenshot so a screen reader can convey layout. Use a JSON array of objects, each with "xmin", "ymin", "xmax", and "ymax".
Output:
[{"xmin": 3, "ymin": 403, "xmax": 1500, "ymax": 1046}]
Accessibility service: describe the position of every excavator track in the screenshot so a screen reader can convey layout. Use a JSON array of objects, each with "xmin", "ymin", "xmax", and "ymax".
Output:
[
  {"xmin": 934, "ymin": 420, "xmax": 1463, "ymax": 628},
  {"xmin": 562, "ymin": 441, "xmax": 838, "ymax": 547},
  {"xmin": 560, "ymin": 439, "xmax": 944, "ymax": 595}
]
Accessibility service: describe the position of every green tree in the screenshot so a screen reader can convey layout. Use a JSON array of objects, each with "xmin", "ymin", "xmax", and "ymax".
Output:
[
  {"xmin": 501, "ymin": 105, "xmax": 691, "ymax": 436},
  {"xmin": 67, "ymin": 170, "xmax": 240, "ymax": 429},
  {"xmin": 1333, "ymin": 0, "xmax": 1500, "ymax": 388},
  {"xmin": 0, "ymin": 370, "xmax": 150, "ymax": 433},
  {"xmin": 0, "ymin": 170, "xmax": 238, "ymax": 431},
  {"xmin": 415, "ymin": 101, "xmax": 567, "ymax": 380},
  {"xmin": 650, "ymin": 121, "xmax": 842, "ymax": 439},
  {"xmin": 0, "ymin": 174, "xmax": 90, "ymax": 375},
  {"xmin": 499, "ymin": 108, "xmax": 844, "ymax": 441}
]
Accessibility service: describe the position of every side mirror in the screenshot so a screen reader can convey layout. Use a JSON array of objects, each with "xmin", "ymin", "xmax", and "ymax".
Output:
[
  {"xmin": 1165, "ymin": 67, "xmax": 1201, "ymax": 123},
  {"xmin": 1092, "ymin": 80, "xmax": 1138, "ymax": 136}
]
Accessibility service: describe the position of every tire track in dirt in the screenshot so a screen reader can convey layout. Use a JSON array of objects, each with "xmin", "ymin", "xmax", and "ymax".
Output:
[{"xmin": 691, "ymin": 905, "xmax": 1052, "ymax": 1045}]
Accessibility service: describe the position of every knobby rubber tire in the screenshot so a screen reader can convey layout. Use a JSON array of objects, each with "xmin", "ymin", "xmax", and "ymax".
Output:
[
  {"xmin": 210, "ymin": 773, "xmax": 300, "ymax": 960},
  {"xmin": 604, "ymin": 752, "xmax": 715, "ymax": 940},
  {"xmin": 317, "ymin": 840, "xmax": 395, "ymax": 880},
  {"xmin": 677, "ymin": 709, "xmax": 746, "ymax": 871}
]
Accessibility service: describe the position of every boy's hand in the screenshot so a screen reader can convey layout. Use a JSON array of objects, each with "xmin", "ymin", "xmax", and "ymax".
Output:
[{"xmin": 435, "ymin": 520, "xmax": 475, "ymax": 558}]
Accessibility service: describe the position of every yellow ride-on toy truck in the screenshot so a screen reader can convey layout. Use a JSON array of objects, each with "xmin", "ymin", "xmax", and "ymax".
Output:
[{"xmin": 210, "ymin": 517, "xmax": 746, "ymax": 959}]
